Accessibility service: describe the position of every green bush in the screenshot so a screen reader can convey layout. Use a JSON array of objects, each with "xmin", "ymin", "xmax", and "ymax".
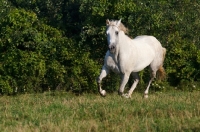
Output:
[{"xmin": 0, "ymin": 6, "xmax": 101, "ymax": 94}]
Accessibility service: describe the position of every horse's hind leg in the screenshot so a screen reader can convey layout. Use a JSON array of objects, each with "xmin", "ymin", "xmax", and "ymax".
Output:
[
  {"xmin": 97, "ymin": 65, "xmax": 110, "ymax": 96},
  {"xmin": 144, "ymin": 69, "xmax": 156, "ymax": 98},
  {"xmin": 124, "ymin": 73, "xmax": 139, "ymax": 98}
]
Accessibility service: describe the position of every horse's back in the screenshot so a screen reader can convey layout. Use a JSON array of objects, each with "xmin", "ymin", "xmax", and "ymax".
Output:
[
  {"xmin": 133, "ymin": 35, "xmax": 163, "ymax": 53},
  {"xmin": 129, "ymin": 35, "xmax": 164, "ymax": 71},
  {"xmin": 134, "ymin": 35, "xmax": 161, "ymax": 45}
]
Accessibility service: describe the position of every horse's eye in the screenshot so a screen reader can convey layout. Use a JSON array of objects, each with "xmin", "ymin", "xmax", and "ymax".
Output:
[{"xmin": 115, "ymin": 31, "xmax": 119, "ymax": 35}]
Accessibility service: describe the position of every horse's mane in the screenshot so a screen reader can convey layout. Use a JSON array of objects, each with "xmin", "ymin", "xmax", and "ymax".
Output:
[{"xmin": 107, "ymin": 20, "xmax": 129, "ymax": 34}]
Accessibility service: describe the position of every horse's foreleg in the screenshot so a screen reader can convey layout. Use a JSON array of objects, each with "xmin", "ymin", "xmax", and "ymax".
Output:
[
  {"xmin": 125, "ymin": 73, "xmax": 139, "ymax": 98},
  {"xmin": 118, "ymin": 73, "xmax": 130, "ymax": 96},
  {"xmin": 97, "ymin": 66, "xmax": 110, "ymax": 96}
]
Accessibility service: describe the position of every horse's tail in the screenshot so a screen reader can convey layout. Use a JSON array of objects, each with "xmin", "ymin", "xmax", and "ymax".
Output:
[{"xmin": 157, "ymin": 48, "xmax": 166, "ymax": 80}]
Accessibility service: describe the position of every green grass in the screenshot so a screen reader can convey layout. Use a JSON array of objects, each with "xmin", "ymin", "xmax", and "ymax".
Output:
[{"xmin": 0, "ymin": 91, "xmax": 200, "ymax": 132}]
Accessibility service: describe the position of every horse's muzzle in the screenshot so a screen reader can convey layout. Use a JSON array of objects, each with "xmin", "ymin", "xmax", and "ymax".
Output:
[{"xmin": 109, "ymin": 45, "xmax": 115, "ymax": 53}]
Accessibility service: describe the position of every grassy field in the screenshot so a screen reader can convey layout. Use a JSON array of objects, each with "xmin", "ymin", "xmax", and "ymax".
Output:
[{"xmin": 0, "ymin": 91, "xmax": 200, "ymax": 132}]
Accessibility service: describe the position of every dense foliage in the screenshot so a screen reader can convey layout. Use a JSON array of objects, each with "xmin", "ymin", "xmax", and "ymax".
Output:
[{"xmin": 0, "ymin": 0, "xmax": 200, "ymax": 94}]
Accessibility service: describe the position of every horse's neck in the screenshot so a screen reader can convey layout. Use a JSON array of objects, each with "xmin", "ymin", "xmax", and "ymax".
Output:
[
  {"xmin": 118, "ymin": 32, "xmax": 133, "ymax": 52},
  {"xmin": 113, "ymin": 32, "xmax": 133, "ymax": 63}
]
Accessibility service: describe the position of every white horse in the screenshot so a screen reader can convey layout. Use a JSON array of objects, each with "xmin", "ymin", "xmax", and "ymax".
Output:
[{"xmin": 97, "ymin": 19, "xmax": 166, "ymax": 98}]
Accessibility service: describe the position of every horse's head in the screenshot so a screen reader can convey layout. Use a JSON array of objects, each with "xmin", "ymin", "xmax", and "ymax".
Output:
[
  {"xmin": 106, "ymin": 19, "xmax": 121, "ymax": 53},
  {"xmin": 106, "ymin": 19, "xmax": 128, "ymax": 53}
]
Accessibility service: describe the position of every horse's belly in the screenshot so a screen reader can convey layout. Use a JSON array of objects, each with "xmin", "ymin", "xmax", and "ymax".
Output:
[
  {"xmin": 131, "ymin": 55, "xmax": 154, "ymax": 72},
  {"xmin": 132, "ymin": 63, "xmax": 149, "ymax": 72},
  {"xmin": 132, "ymin": 45, "xmax": 156, "ymax": 72}
]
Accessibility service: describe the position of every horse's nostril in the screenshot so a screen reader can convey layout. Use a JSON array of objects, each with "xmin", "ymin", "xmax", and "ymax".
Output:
[{"xmin": 109, "ymin": 45, "xmax": 115, "ymax": 51}]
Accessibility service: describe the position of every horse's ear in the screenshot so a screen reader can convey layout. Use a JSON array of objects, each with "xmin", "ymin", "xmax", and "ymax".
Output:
[
  {"xmin": 116, "ymin": 19, "xmax": 121, "ymax": 27},
  {"xmin": 106, "ymin": 19, "xmax": 110, "ymax": 25}
]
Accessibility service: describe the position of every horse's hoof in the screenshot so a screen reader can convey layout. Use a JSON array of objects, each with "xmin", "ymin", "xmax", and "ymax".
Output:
[
  {"xmin": 144, "ymin": 94, "xmax": 148, "ymax": 98},
  {"xmin": 118, "ymin": 91, "xmax": 123, "ymax": 95},
  {"xmin": 122, "ymin": 93, "xmax": 131, "ymax": 98},
  {"xmin": 100, "ymin": 90, "xmax": 106, "ymax": 97}
]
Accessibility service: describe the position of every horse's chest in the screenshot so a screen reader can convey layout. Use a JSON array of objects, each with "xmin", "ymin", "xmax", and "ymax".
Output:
[{"xmin": 105, "ymin": 56, "xmax": 120, "ymax": 73}]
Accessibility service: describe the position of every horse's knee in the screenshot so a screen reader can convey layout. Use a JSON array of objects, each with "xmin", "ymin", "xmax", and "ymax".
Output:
[{"xmin": 96, "ymin": 77, "xmax": 101, "ymax": 84}]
